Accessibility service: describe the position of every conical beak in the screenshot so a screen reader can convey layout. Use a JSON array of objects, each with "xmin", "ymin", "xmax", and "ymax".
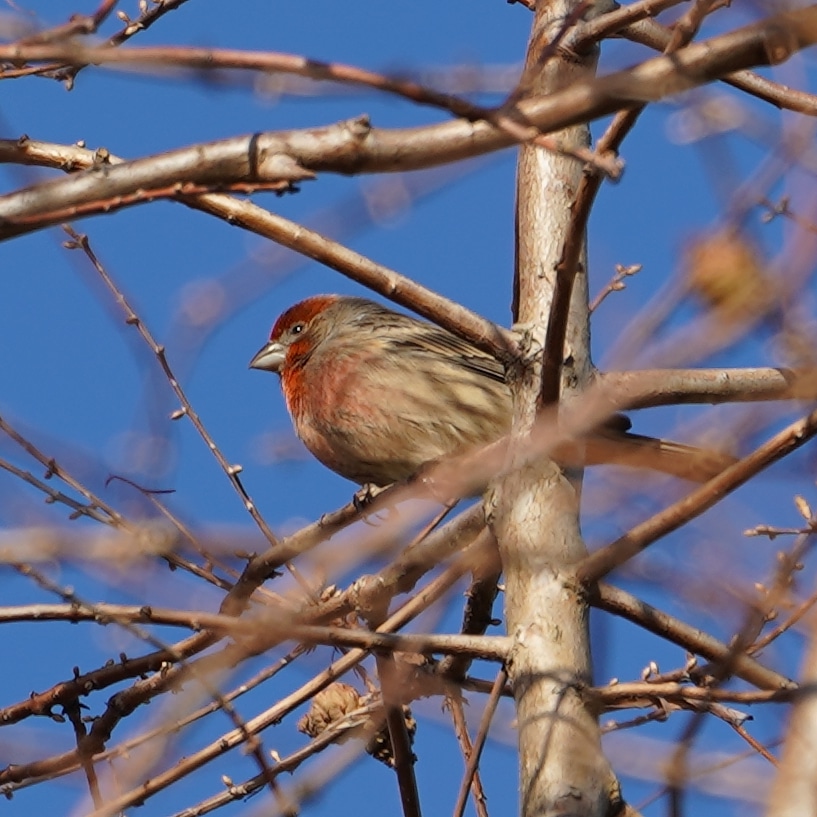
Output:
[{"xmin": 248, "ymin": 341, "xmax": 286, "ymax": 373}]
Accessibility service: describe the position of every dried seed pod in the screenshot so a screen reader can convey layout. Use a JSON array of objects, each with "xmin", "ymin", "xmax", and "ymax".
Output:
[
  {"xmin": 297, "ymin": 682, "xmax": 362, "ymax": 739},
  {"xmin": 366, "ymin": 705, "xmax": 417, "ymax": 767}
]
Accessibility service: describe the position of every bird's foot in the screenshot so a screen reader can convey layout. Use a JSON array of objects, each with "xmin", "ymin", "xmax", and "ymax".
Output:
[{"xmin": 353, "ymin": 483, "xmax": 386, "ymax": 514}]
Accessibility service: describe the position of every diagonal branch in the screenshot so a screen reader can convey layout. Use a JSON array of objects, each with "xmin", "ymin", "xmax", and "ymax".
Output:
[
  {"xmin": 578, "ymin": 404, "xmax": 817, "ymax": 584},
  {"xmin": 593, "ymin": 583, "xmax": 794, "ymax": 691},
  {"xmin": 452, "ymin": 668, "xmax": 507, "ymax": 817},
  {"xmin": 0, "ymin": 7, "xmax": 816, "ymax": 241},
  {"xmin": 0, "ymin": 138, "xmax": 517, "ymax": 363}
]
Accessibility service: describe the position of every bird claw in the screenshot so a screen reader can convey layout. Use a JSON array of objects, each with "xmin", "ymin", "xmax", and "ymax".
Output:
[
  {"xmin": 353, "ymin": 483, "xmax": 382, "ymax": 512},
  {"xmin": 352, "ymin": 484, "xmax": 403, "ymax": 528}
]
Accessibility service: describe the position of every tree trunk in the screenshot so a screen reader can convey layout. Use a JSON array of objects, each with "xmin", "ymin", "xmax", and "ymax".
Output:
[{"xmin": 488, "ymin": 1, "xmax": 621, "ymax": 815}]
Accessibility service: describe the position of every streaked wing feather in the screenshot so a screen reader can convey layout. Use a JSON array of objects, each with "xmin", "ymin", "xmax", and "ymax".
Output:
[{"xmin": 386, "ymin": 328, "xmax": 507, "ymax": 383}]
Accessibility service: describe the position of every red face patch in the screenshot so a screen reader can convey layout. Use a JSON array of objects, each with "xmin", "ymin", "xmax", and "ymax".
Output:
[{"xmin": 270, "ymin": 295, "xmax": 339, "ymax": 342}]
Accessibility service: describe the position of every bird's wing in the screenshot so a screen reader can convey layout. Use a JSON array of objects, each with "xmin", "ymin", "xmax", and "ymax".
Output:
[{"xmin": 386, "ymin": 326, "xmax": 507, "ymax": 383}]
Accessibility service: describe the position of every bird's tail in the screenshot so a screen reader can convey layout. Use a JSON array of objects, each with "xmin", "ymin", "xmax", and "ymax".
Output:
[{"xmin": 558, "ymin": 431, "xmax": 737, "ymax": 483}]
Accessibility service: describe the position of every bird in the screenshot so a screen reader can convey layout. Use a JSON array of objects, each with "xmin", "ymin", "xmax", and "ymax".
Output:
[{"xmin": 249, "ymin": 294, "xmax": 735, "ymax": 489}]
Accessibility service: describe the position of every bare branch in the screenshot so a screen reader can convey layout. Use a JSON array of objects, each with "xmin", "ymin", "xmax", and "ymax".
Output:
[
  {"xmin": 620, "ymin": 16, "xmax": 817, "ymax": 114},
  {"xmin": 452, "ymin": 668, "xmax": 507, "ymax": 817},
  {"xmin": 447, "ymin": 694, "xmax": 490, "ymax": 817},
  {"xmin": 598, "ymin": 367, "xmax": 812, "ymax": 410},
  {"xmin": 594, "ymin": 583, "xmax": 795, "ymax": 691},
  {"xmin": 578, "ymin": 405, "xmax": 817, "ymax": 583},
  {"xmin": 1, "ymin": 8, "xmax": 816, "ymax": 240},
  {"xmin": 79, "ymin": 565, "xmax": 469, "ymax": 817},
  {"xmin": 0, "ymin": 138, "xmax": 517, "ymax": 362}
]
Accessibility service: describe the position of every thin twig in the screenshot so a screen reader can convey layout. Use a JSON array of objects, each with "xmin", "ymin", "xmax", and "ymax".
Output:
[
  {"xmin": 572, "ymin": 0, "xmax": 692, "ymax": 46},
  {"xmin": 16, "ymin": 0, "xmax": 118, "ymax": 46},
  {"xmin": 452, "ymin": 668, "xmax": 507, "ymax": 817},
  {"xmin": 447, "ymin": 695, "xmax": 490, "ymax": 817},
  {"xmin": 61, "ymin": 226, "xmax": 317, "ymax": 594},
  {"xmin": 730, "ymin": 722, "xmax": 778, "ymax": 766},
  {"xmin": 0, "ymin": 414, "xmax": 123, "ymax": 524},
  {"xmin": 578, "ymin": 405, "xmax": 817, "ymax": 584},
  {"xmin": 0, "ymin": 454, "xmax": 112, "ymax": 525},
  {"xmin": 8, "ymin": 565, "xmax": 282, "ymax": 799},
  {"xmin": 80, "ymin": 561, "xmax": 471, "ymax": 817},
  {"xmin": 749, "ymin": 588, "xmax": 817, "ymax": 655},
  {"xmin": 541, "ymin": 0, "xmax": 720, "ymax": 406},
  {"xmin": 64, "ymin": 699, "xmax": 103, "ymax": 808},
  {"xmin": 2, "ymin": 9, "xmax": 817, "ymax": 241},
  {"xmin": 3, "ymin": 648, "xmax": 305, "ymax": 796},
  {"xmin": 376, "ymin": 654, "xmax": 423, "ymax": 817},
  {"xmin": 593, "ymin": 584, "xmax": 794, "ymax": 691},
  {"xmin": 620, "ymin": 17, "xmax": 817, "ymax": 115}
]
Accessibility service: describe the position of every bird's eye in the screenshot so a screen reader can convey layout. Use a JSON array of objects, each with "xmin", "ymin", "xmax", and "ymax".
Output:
[{"xmin": 290, "ymin": 322, "xmax": 305, "ymax": 335}]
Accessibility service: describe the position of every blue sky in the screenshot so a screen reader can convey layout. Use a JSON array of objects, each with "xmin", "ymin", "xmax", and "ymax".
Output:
[{"xmin": 0, "ymin": 1, "xmax": 813, "ymax": 815}]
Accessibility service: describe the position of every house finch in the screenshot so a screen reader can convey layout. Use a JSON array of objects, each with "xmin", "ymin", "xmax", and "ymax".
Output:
[{"xmin": 249, "ymin": 295, "xmax": 733, "ymax": 488}]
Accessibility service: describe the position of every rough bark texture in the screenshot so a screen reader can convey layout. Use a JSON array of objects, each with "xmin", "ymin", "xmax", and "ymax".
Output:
[
  {"xmin": 488, "ymin": 0, "xmax": 619, "ymax": 814},
  {"xmin": 488, "ymin": 461, "xmax": 614, "ymax": 817}
]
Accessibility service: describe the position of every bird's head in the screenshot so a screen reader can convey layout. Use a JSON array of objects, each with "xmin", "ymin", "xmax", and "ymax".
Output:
[{"xmin": 249, "ymin": 294, "xmax": 342, "ymax": 374}]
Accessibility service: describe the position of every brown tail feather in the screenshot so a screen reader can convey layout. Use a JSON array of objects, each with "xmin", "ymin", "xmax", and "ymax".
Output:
[{"xmin": 556, "ymin": 431, "xmax": 737, "ymax": 482}]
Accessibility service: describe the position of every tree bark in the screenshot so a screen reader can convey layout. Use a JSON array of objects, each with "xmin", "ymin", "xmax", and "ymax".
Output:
[{"xmin": 488, "ymin": 1, "xmax": 621, "ymax": 815}]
